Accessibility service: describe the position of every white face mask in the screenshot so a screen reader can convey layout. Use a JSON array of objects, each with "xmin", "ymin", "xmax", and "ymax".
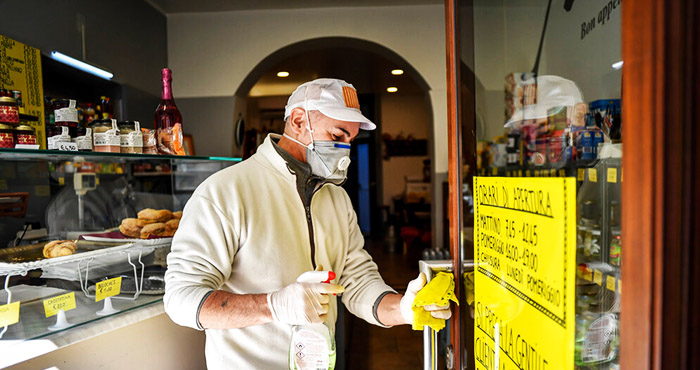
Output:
[{"xmin": 283, "ymin": 109, "xmax": 352, "ymax": 183}]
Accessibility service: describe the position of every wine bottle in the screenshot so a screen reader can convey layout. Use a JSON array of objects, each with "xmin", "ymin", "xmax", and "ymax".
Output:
[{"xmin": 154, "ymin": 68, "xmax": 185, "ymax": 155}]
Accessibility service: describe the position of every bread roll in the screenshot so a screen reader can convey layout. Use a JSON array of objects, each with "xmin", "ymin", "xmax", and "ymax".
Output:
[
  {"xmin": 172, "ymin": 211, "xmax": 182, "ymax": 219},
  {"xmin": 120, "ymin": 218, "xmax": 143, "ymax": 238},
  {"xmin": 140, "ymin": 222, "xmax": 166, "ymax": 239},
  {"xmin": 43, "ymin": 240, "xmax": 77, "ymax": 258},
  {"xmin": 137, "ymin": 208, "xmax": 173, "ymax": 223}
]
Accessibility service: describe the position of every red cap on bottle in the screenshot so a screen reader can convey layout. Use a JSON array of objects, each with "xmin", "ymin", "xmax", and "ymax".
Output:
[{"xmin": 161, "ymin": 68, "xmax": 172, "ymax": 81}]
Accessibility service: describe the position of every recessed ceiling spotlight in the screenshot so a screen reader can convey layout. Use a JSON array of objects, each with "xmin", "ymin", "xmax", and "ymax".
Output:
[
  {"xmin": 391, "ymin": 69, "xmax": 404, "ymax": 75},
  {"xmin": 387, "ymin": 87, "xmax": 398, "ymax": 93},
  {"xmin": 277, "ymin": 71, "xmax": 290, "ymax": 77}
]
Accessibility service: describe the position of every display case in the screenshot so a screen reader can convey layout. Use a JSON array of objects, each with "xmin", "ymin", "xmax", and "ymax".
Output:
[{"xmin": 0, "ymin": 149, "xmax": 239, "ymax": 345}]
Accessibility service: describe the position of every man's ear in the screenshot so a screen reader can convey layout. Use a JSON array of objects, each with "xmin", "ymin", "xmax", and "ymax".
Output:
[{"xmin": 288, "ymin": 108, "xmax": 307, "ymax": 135}]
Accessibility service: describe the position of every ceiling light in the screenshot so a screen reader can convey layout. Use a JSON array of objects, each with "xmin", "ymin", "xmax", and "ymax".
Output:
[
  {"xmin": 387, "ymin": 87, "xmax": 398, "ymax": 93},
  {"xmin": 391, "ymin": 69, "xmax": 404, "ymax": 75},
  {"xmin": 612, "ymin": 61, "xmax": 623, "ymax": 70},
  {"xmin": 50, "ymin": 51, "xmax": 113, "ymax": 80},
  {"xmin": 277, "ymin": 71, "xmax": 290, "ymax": 78}
]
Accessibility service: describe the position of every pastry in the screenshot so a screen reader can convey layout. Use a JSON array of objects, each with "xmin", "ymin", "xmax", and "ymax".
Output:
[
  {"xmin": 119, "ymin": 218, "xmax": 143, "ymax": 238},
  {"xmin": 165, "ymin": 218, "xmax": 179, "ymax": 232},
  {"xmin": 137, "ymin": 208, "xmax": 173, "ymax": 223},
  {"xmin": 172, "ymin": 211, "xmax": 182, "ymax": 219},
  {"xmin": 140, "ymin": 222, "xmax": 166, "ymax": 239},
  {"xmin": 43, "ymin": 240, "xmax": 77, "ymax": 258}
]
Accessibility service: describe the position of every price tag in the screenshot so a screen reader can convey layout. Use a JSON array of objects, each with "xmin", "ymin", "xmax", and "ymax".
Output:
[
  {"xmin": 56, "ymin": 142, "xmax": 78, "ymax": 151},
  {"xmin": 606, "ymin": 276, "xmax": 616, "ymax": 292},
  {"xmin": 0, "ymin": 301, "xmax": 20, "ymax": 327},
  {"xmin": 607, "ymin": 168, "xmax": 618, "ymax": 183},
  {"xmin": 583, "ymin": 268, "xmax": 593, "ymax": 282},
  {"xmin": 593, "ymin": 270, "xmax": 603, "ymax": 286},
  {"xmin": 96, "ymin": 277, "xmax": 122, "ymax": 302},
  {"xmin": 43, "ymin": 292, "xmax": 76, "ymax": 317},
  {"xmin": 588, "ymin": 169, "xmax": 598, "ymax": 182},
  {"xmin": 559, "ymin": 169, "xmax": 566, "ymax": 177},
  {"xmin": 526, "ymin": 170, "xmax": 531, "ymax": 177},
  {"xmin": 518, "ymin": 170, "xmax": 523, "ymax": 177},
  {"xmin": 492, "ymin": 167, "xmax": 498, "ymax": 176},
  {"xmin": 577, "ymin": 168, "xmax": 585, "ymax": 181},
  {"xmin": 58, "ymin": 177, "xmax": 65, "ymax": 186},
  {"xmin": 534, "ymin": 170, "xmax": 540, "ymax": 177},
  {"xmin": 550, "ymin": 169, "xmax": 556, "ymax": 177}
]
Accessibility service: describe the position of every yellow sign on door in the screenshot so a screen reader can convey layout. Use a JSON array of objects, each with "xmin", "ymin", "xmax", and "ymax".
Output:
[
  {"xmin": 0, "ymin": 301, "xmax": 20, "ymax": 327},
  {"xmin": 474, "ymin": 177, "xmax": 576, "ymax": 370}
]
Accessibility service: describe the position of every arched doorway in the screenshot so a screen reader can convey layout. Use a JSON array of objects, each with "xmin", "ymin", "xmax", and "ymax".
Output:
[{"xmin": 233, "ymin": 37, "xmax": 435, "ymax": 243}]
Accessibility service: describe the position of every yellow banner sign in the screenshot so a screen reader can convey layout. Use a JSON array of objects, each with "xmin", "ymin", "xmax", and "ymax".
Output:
[
  {"xmin": 0, "ymin": 301, "xmax": 20, "ymax": 327},
  {"xmin": 474, "ymin": 176, "xmax": 576, "ymax": 370},
  {"xmin": 0, "ymin": 35, "xmax": 46, "ymax": 148},
  {"xmin": 96, "ymin": 277, "xmax": 122, "ymax": 302},
  {"xmin": 43, "ymin": 292, "xmax": 76, "ymax": 317}
]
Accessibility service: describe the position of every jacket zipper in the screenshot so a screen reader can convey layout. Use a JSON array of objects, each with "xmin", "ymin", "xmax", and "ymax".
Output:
[{"xmin": 304, "ymin": 203, "xmax": 316, "ymax": 270}]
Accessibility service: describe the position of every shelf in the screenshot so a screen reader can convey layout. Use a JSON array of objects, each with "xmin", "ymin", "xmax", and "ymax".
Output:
[{"xmin": 0, "ymin": 148, "xmax": 242, "ymax": 163}]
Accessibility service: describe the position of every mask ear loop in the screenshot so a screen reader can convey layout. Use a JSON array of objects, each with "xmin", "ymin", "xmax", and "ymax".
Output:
[{"xmin": 304, "ymin": 85, "xmax": 315, "ymax": 150}]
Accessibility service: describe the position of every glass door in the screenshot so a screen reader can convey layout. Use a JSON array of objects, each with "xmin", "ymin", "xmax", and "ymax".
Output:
[{"xmin": 448, "ymin": 0, "xmax": 623, "ymax": 369}]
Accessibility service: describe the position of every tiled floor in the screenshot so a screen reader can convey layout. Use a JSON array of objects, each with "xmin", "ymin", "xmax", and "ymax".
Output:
[{"xmin": 344, "ymin": 238, "xmax": 426, "ymax": 369}]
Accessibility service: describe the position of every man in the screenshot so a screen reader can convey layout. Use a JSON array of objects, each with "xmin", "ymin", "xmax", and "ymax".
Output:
[{"xmin": 164, "ymin": 78, "xmax": 450, "ymax": 369}]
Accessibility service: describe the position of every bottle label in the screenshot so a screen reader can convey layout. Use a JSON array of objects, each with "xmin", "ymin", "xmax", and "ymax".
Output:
[
  {"xmin": 94, "ymin": 129, "xmax": 120, "ymax": 147},
  {"xmin": 16, "ymin": 133, "xmax": 37, "ymax": 145},
  {"xmin": 581, "ymin": 314, "xmax": 617, "ymax": 364},
  {"xmin": 48, "ymin": 127, "xmax": 72, "ymax": 149},
  {"xmin": 0, "ymin": 105, "xmax": 19, "ymax": 123},
  {"xmin": 0, "ymin": 132, "xmax": 14, "ymax": 148},
  {"xmin": 291, "ymin": 327, "xmax": 331, "ymax": 370},
  {"xmin": 55, "ymin": 108, "xmax": 78, "ymax": 123},
  {"xmin": 120, "ymin": 130, "xmax": 143, "ymax": 148},
  {"xmin": 74, "ymin": 128, "xmax": 92, "ymax": 150}
]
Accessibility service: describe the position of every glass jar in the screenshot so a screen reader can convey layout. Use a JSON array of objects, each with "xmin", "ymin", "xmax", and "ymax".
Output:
[
  {"xmin": 0, "ymin": 97, "xmax": 20, "ymax": 126},
  {"xmin": 14, "ymin": 124, "xmax": 36, "ymax": 145},
  {"xmin": 74, "ymin": 127, "xmax": 93, "ymax": 151},
  {"xmin": 118, "ymin": 121, "xmax": 143, "ymax": 154},
  {"xmin": 142, "ymin": 129, "xmax": 157, "ymax": 154},
  {"xmin": 0, "ymin": 123, "xmax": 15, "ymax": 148},
  {"xmin": 91, "ymin": 119, "xmax": 120, "ymax": 153},
  {"xmin": 53, "ymin": 99, "xmax": 79, "ymax": 137},
  {"xmin": 46, "ymin": 125, "xmax": 72, "ymax": 150}
]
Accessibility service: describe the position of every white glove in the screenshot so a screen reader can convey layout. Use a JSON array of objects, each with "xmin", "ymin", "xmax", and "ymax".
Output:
[
  {"xmin": 400, "ymin": 273, "xmax": 452, "ymax": 324},
  {"xmin": 267, "ymin": 281, "xmax": 344, "ymax": 325}
]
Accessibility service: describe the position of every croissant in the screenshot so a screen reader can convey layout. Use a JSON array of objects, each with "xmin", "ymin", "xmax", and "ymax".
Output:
[{"xmin": 43, "ymin": 240, "xmax": 77, "ymax": 258}]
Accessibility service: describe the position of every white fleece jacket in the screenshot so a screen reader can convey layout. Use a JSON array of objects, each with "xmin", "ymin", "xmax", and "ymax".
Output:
[{"xmin": 164, "ymin": 134, "xmax": 395, "ymax": 369}]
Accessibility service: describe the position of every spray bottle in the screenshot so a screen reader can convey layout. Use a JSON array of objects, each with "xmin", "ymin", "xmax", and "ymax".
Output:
[{"xmin": 289, "ymin": 270, "xmax": 337, "ymax": 370}]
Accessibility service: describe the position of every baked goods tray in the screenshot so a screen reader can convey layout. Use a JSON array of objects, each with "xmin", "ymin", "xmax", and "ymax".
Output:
[
  {"xmin": 80, "ymin": 231, "xmax": 172, "ymax": 245},
  {"xmin": 0, "ymin": 243, "xmax": 161, "ymax": 276}
]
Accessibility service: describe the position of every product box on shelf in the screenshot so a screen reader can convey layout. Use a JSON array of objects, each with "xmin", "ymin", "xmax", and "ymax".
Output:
[{"xmin": 589, "ymin": 99, "xmax": 621, "ymax": 142}]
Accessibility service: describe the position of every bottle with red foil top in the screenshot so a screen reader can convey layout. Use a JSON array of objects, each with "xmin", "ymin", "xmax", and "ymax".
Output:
[{"xmin": 154, "ymin": 68, "xmax": 185, "ymax": 155}]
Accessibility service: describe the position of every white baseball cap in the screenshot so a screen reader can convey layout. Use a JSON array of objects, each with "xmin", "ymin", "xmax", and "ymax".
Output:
[
  {"xmin": 284, "ymin": 78, "xmax": 376, "ymax": 130},
  {"xmin": 505, "ymin": 75, "xmax": 584, "ymax": 128}
]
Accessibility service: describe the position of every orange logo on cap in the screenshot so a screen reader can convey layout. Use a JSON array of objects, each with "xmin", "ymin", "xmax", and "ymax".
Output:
[{"xmin": 342, "ymin": 86, "xmax": 360, "ymax": 109}]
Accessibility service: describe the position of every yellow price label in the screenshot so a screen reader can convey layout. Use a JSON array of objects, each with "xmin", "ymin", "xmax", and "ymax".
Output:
[
  {"xmin": 96, "ymin": 277, "xmax": 122, "ymax": 302},
  {"xmin": 606, "ymin": 276, "xmax": 616, "ymax": 292},
  {"xmin": 577, "ymin": 168, "xmax": 585, "ymax": 181},
  {"xmin": 526, "ymin": 170, "xmax": 531, "ymax": 177},
  {"xmin": 0, "ymin": 301, "xmax": 20, "ymax": 327},
  {"xmin": 583, "ymin": 268, "xmax": 593, "ymax": 281},
  {"xmin": 492, "ymin": 167, "xmax": 498, "ymax": 176},
  {"xmin": 535, "ymin": 170, "xmax": 540, "ymax": 177},
  {"xmin": 607, "ymin": 168, "xmax": 618, "ymax": 183},
  {"xmin": 518, "ymin": 170, "xmax": 523, "ymax": 177},
  {"xmin": 617, "ymin": 279, "xmax": 621, "ymax": 294},
  {"xmin": 551, "ymin": 169, "xmax": 556, "ymax": 177},
  {"xmin": 593, "ymin": 270, "xmax": 603, "ymax": 285},
  {"xmin": 589, "ymin": 168, "xmax": 598, "ymax": 182},
  {"xmin": 43, "ymin": 292, "xmax": 76, "ymax": 317},
  {"xmin": 58, "ymin": 177, "xmax": 65, "ymax": 186},
  {"xmin": 559, "ymin": 169, "xmax": 566, "ymax": 177}
]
